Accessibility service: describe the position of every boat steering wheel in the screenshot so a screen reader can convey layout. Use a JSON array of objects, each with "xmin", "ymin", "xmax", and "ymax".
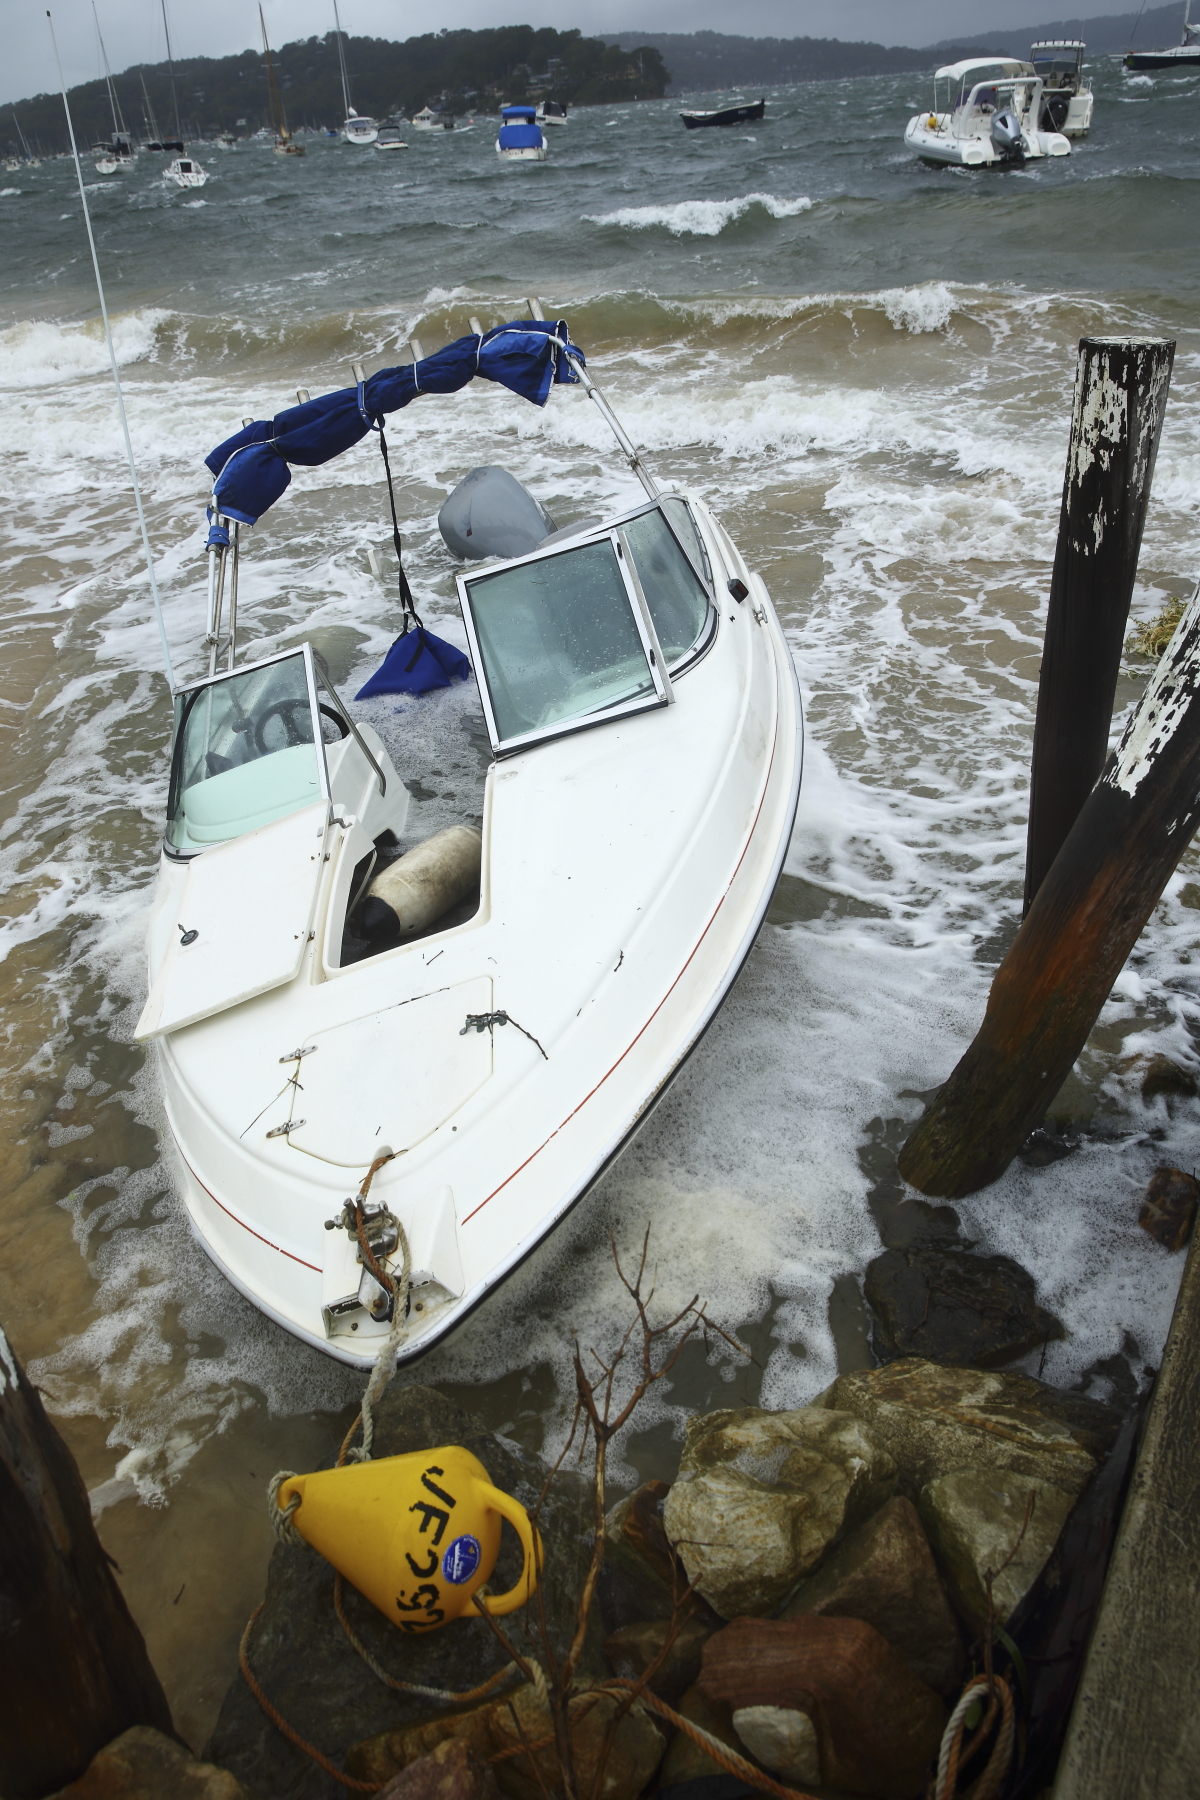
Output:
[{"xmin": 254, "ymin": 700, "xmax": 349, "ymax": 753}]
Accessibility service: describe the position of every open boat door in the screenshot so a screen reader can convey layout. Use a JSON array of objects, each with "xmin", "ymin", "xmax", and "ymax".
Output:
[{"xmin": 137, "ymin": 647, "xmax": 335, "ymax": 1040}]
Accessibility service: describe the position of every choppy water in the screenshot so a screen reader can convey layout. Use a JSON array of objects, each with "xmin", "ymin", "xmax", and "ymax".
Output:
[{"xmin": 3, "ymin": 58, "xmax": 1200, "ymax": 1745}]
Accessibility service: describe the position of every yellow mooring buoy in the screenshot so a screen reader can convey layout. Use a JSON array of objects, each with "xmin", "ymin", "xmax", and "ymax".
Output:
[{"xmin": 277, "ymin": 1445, "xmax": 541, "ymax": 1631}]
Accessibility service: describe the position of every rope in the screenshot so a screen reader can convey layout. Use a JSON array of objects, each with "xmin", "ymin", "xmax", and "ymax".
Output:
[
  {"xmin": 238, "ymin": 1604, "xmax": 383, "ymax": 1793},
  {"xmin": 933, "ymin": 1675, "xmax": 1015, "ymax": 1800},
  {"xmin": 347, "ymin": 1153, "xmax": 409, "ymax": 1464},
  {"xmin": 600, "ymin": 1682, "xmax": 822, "ymax": 1800},
  {"xmin": 375, "ymin": 421, "xmax": 421, "ymax": 635},
  {"xmin": 332, "ymin": 1574, "xmax": 522, "ymax": 1707},
  {"xmin": 267, "ymin": 1471, "xmax": 303, "ymax": 1548}
]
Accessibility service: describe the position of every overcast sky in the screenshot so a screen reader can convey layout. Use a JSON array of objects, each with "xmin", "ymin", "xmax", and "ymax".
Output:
[{"xmin": 14, "ymin": 0, "xmax": 1135, "ymax": 108}]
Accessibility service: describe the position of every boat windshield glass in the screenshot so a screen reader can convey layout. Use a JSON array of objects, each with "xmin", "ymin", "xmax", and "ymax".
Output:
[
  {"xmin": 623, "ymin": 506, "xmax": 711, "ymax": 663},
  {"xmin": 166, "ymin": 652, "xmax": 324, "ymax": 854},
  {"xmin": 464, "ymin": 538, "xmax": 658, "ymax": 747}
]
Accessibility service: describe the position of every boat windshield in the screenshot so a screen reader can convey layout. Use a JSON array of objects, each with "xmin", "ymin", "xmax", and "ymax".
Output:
[
  {"xmin": 622, "ymin": 505, "xmax": 711, "ymax": 663},
  {"xmin": 166, "ymin": 651, "xmax": 325, "ymax": 854},
  {"xmin": 463, "ymin": 537, "xmax": 663, "ymax": 750}
]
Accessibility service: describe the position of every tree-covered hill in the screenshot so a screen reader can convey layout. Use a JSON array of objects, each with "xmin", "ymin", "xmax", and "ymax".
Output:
[{"xmin": 6, "ymin": 26, "xmax": 669, "ymax": 153}]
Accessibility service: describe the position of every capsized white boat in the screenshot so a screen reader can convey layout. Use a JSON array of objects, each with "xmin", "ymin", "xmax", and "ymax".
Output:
[
  {"xmin": 165, "ymin": 155, "xmax": 208, "ymax": 187},
  {"xmin": 905, "ymin": 59, "xmax": 1071, "ymax": 166},
  {"xmin": 138, "ymin": 308, "xmax": 803, "ymax": 1368}
]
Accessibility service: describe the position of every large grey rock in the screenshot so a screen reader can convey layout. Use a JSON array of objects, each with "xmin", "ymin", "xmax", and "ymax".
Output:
[
  {"xmin": 814, "ymin": 1359, "xmax": 1119, "ymax": 1500},
  {"xmin": 863, "ymin": 1246, "xmax": 1063, "ymax": 1367},
  {"xmin": 46, "ymin": 1728, "xmax": 254, "ymax": 1800},
  {"xmin": 662, "ymin": 1405, "xmax": 896, "ymax": 1618},
  {"xmin": 205, "ymin": 1385, "xmax": 595, "ymax": 1800},
  {"xmin": 780, "ymin": 1495, "xmax": 964, "ymax": 1697},
  {"xmin": 919, "ymin": 1470, "xmax": 1076, "ymax": 1633}
]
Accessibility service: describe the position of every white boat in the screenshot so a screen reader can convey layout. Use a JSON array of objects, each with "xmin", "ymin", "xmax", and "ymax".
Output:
[
  {"xmin": 165, "ymin": 156, "xmax": 207, "ymax": 187},
  {"xmin": 1125, "ymin": 1, "xmax": 1200, "ymax": 67},
  {"xmin": 411, "ymin": 107, "xmax": 454, "ymax": 131},
  {"xmin": 216, "ymin": 132, "xmax": 237, "ymax": 149},
  {"xmin": 137, "ymin": 312, "xmax": 803, "ymax": 1368},
  {"xmin": 905, "ymin": 59, "xmax": 1071, "ymax": 167},
  {"xmin": 497, "ymin": 106, "xmax": 547, "ymax": 162},
  {"xmin": 535, "ymin": 100, "xmax": 568, "ymax": 127},
  {"xmin": 1030, "ymin": 41, "xmax": 1094, "ymax": 135},
  {"xmin": 375, "ymin": 123, "xmax": 408, "ymax": 150},
  {"xmin": 258, "ymin": 10, "xmax": 305, "ymax": 157},
  {"xmin": 332, "ymin": 0, "xmax": 377, "ymax": 142}
]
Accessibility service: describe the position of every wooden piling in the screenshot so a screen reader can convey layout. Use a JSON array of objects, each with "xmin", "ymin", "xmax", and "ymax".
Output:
[
  {"xmin": 0, "ymin": 1323, "xmax": 173, "ymax": 1799},
  {"xmin": 1024, "ymin": 337, "xmax": 1174, "ymax": 914},
  {"xmin": 898, "ymin": 586, "xmax": 1200, "ymax": 1198}
]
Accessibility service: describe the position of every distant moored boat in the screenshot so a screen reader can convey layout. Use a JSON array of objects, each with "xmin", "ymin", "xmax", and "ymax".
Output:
[
  {"xmin": 1125, "ymin": 0, "xmax": 1200, "ymax": 67},
  {"xmin": 680, "ymin": 98, "xmax": 765, "ymax": 129}
]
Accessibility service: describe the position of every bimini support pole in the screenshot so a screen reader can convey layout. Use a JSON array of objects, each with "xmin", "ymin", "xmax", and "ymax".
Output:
[
  {"xmin": 48, "ymin": 10, "xmax": 175, "ymax": 693},
  {"xmin": 525, "ymin": 296, "xmax": 659, "ymax": 500},
  {"xmin": 205, "ymin": 514, "xmax": 240, "ymax": 676}
]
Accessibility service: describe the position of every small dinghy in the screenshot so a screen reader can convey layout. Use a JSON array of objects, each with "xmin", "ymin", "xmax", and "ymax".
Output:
[
  {"xmin": 680, "ymin": 98, "xmax": 765, "ymax": 129},
  {"xmin": 496, "ymin": 105, "xmax": 547, "ymax": 161},
  {"xmin": 905, "ymin": 59, "xmax": 1071, "ymax": 166},
  {"xmin": 138, "ymin": 308, "xmax": 803, "ymax": 1367}
]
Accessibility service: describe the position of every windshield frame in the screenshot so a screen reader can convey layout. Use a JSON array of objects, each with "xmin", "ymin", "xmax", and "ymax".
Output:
[
  {"xmin": 458, "ymin": 527, "xmax": 676, "ymax": 758},
  {"xmin": 163, "ymin": 644, "xmax": 331, "ymax": 861}
]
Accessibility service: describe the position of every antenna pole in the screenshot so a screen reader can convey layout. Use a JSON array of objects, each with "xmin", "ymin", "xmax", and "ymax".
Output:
[{"xmin": 48, "ymin": 10, "xmax": 175, "ymax": 692}]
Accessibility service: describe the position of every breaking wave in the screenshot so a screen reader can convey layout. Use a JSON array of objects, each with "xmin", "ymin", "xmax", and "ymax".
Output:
[{"xmin": 585, "ymin": 193, "xmax": 813, "ymax": 235}]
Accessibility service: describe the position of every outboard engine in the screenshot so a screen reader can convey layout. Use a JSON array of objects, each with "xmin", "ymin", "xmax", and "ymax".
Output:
[
  {"xmin": 1039, "ymin": 90, "xmax": 1070, "ymax": 132},
  {"xmin": 438, "ymin": 466, "xmax": 555, "ymax": 561},
  {"xmin": 990, "ymin": 107, "xmax": 1026, "ymax": 161}
]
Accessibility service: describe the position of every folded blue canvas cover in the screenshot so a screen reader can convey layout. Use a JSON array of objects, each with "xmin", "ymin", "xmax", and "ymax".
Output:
[{"xmin": 204, "ymin": 319, "xmax": 583, "ymax": 527}]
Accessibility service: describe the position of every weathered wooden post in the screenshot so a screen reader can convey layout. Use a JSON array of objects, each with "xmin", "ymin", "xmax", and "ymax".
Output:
[
  {"xmin": 0, "ymin": 1323, "xmax": 173, "ymax": 1799},
  {"xmin": 898, "ymin": 587, "xmax": 1200, "ymax": 1198},
  {"xmin": 1024, "ymin": 337, "xmax": 1174, "ymax": 912}
]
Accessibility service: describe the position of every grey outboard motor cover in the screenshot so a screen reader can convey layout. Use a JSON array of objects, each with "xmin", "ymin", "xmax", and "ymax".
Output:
[
  {"xmin": 439, "ymin": 466, "xmax": 556, "ymax": 561},
  {"xmin": 990, "ymin": 107, "xmax": 1025, "ymax": 159}
]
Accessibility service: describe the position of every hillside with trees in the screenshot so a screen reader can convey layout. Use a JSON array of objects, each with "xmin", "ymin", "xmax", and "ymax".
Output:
[{"xmin": 6, "ymin": 27, "xmax": 668, "ymax": 152}]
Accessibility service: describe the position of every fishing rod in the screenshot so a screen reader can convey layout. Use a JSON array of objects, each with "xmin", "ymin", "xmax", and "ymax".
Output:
[{"xmin": 46, "ymin": 9, "xmax": 175, "ymax": 692}]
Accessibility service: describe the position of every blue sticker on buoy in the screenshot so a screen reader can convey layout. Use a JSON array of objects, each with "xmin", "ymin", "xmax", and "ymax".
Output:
[{"xmin": 442, "ymin": 1533, "xmax": 482, "ymax": 1585}]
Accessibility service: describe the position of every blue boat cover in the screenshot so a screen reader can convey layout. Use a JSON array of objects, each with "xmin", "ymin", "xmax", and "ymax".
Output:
[
  {"xmin": 205, "ymin": 318, "xmax": 583, "ymax": 525},
  {"xmin": 501, "ymin": 105, "xmax": 538, "ymax": 119},
  {"xmin": 498, "ymin": 122, "xmax": 545, "ymax": 149},
  {"xmin": 355, "ymin": 624, "xmax": 473, "ymax": 699}
]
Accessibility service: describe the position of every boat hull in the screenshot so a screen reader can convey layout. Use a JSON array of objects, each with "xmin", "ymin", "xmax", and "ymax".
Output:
[
  {"xmin": 904, "ymin": 114, "xmax": 1070, "ymax": 165},
  {"xmin": 152, "ymin": 502, "xmax": 803, "ymax": 1368},
  {"xmin": 680, "ymin": 100, "xmax": 765, "ymax": 128},
  {"xmin": 1125, "ymin": 47, "xmax": 1200, "ymax": 66}
]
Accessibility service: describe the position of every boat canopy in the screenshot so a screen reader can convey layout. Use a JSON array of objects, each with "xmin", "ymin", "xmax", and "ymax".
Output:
[
  {"xmin": 205, "ymin": 319, "xmax": 583, "ymax": 526},
  {"xmin": 501, "ymin": 105, "xmax": 538, "ymax": 120},
  {"xmin": 934, "ymin": 57, "xmax": 1031, "ymax": 80}
]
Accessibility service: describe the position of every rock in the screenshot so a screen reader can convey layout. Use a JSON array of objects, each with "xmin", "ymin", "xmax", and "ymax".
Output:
[
  {"xmin": 1138, "ymin": 1166, "xmax": 1199, "ymax": 1251},
  {"xmin": 377, "ymin": 1739, "xmax": 501, "ymax": 1800},
  {"xmin": 814, "ymin": 1359, "xmax": 1120, "ymax": 1501},
  {"xmin": 44, "ymin": 1728, "xmax": 253, "ymax": 1800},
  {"xmin": 1139, "ymin": 1053, "xmax": 1197, "ymax": 1102},
  {"xmin": 206, "ymin": 1385, "xmax": 598, "ymax": 1800},
  {"xmin": 662, "ymin": 1406, "xmax": 897, "ymax": 1618},
  {"xmin": 657, "ymin": 1681, "xmax": 743, "ymax": 1788},
  {"xmin": 601, "ymin": 1480, "xmax": 681, "ymax": 1626},
  {"xmin": 780, "ymin": 1495, "xmax": 964, "ymax": 1697},
  {"xmin": 918, "ymin": 1470, "xmax": 1076, "ymax": 1634},
  {"xmin": 349, "ymin": 1676, "xmax": 664, "ymax": 1800},
  {"xmin": 731, "ymin": 1706, "xmax": 821, "ymax": 1786},
  {"xmin": 603, "ymin": 1615, "xmax": 717, "ymax": 1704},
  {"xmin": 699, "ymin": 1616, "xmax": 945, "ymax": 1799},
  {"xmin": 863, "ymin": 1246, "xmax": 1063, "ymax": 1368}
]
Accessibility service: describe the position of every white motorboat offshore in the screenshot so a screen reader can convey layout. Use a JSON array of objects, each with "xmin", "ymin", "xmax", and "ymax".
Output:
[
  {"xmin": 905, "ymin": 59, "xmax": 1071, "ymax": 166},
  {"xmin": 137, "ymin": 308, "xmax": 803, "ymax": 1369},
  {"xmin": 497, "ymin": 106, "xmax": 547, "ymax": 161},
  {"xmin": 165, "ymin": 155, "xmax": 208, "ymax": 187},
  {"xmin": 411, "ymin": 107, "xmax": 454, "ymax": 131},
  {"xmin": 1030, "ymin": 41, "xmax": 1094, "ymax": 135},
  {"xmin": 535, "ymin": 99, "xmax": 568, "ymax": 127},
  {"xmin": 375, "ymin": 122, "xmax": 408, "ymax": 150}
]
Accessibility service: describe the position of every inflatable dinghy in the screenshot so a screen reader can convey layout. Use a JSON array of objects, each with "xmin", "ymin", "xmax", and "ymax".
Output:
[{"xmin": 138, "ymin": 309, "xmax": 803, "ymax": 1366}]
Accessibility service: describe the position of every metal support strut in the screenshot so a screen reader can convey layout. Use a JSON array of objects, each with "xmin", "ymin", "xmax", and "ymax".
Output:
[{"xmin": 525, "ymin": 296, "xmax": 659, "ymax": 500}]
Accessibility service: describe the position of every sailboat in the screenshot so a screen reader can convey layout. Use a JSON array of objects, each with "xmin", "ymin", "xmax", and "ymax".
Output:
[
  {"xmin": 332, "ymin": 0, "xmax": 378, "ymax": 143},
  {"xmin": 158, "ymin": 0, "xmax": 186, "ymax": 149},
  {"xmin": 91, "ymin": 5, "xmax": 135, "ymax": 171},
  {"xmin": 260, "ymin": 8, "xmax": 306, "ymax": 156},
  {"xmin": 1125, "ymin": 0, "xmax": 1200, "ymax": 66},
  {"xmin": 12, "ymin": 113, "xmax": 41, "ymax": 168}
]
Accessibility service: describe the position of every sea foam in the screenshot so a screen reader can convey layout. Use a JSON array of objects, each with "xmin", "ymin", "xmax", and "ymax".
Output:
[{"xmin": 585, "ymin": 193, "xmax": 813, "ymax": 235}]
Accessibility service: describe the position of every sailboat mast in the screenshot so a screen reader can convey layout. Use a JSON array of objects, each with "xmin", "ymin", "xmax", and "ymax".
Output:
[
  {"xmin": 332, "ymin": 0, "xmax": 353, "ymax": 117},
  {"xmin": 12, "ymin": 113, "xmax": 32, "ymax": 159},
  {"xmin": 93, "ymin": 4, "xmax": 129, "ymax": 137},
  {"xmin": 259, "ymin": 7, "xmax": 288, "ymax": 140},
  {"xmin": 160, "ymin": 0, "xmax": 183, "ymax": 141},
  {"xmin": 140, "ymin": 71, "xmax": 161, "ymax": 144}
]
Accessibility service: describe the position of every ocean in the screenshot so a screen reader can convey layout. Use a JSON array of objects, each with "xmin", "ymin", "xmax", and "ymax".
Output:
[{"xmin": 2, "ymin": 56, "xmax": 1200, "ymax": 1742}]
